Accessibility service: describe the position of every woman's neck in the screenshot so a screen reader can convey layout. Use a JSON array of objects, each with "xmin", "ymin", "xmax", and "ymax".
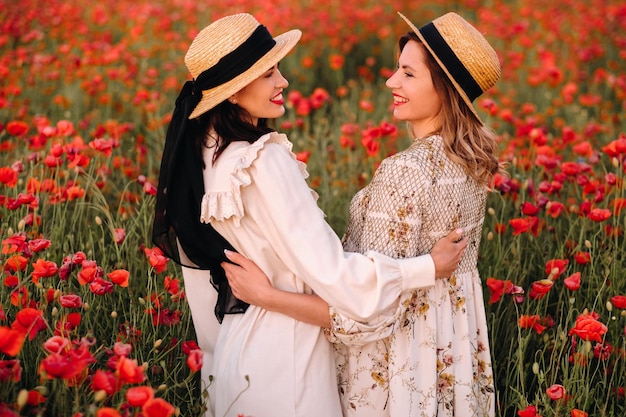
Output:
[{"xmin": 410, "ymin": 119, "xmax": 441, "ymax": 140}]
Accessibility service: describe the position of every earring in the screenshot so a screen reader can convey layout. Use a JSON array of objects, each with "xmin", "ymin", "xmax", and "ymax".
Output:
[{"xmin": 230, "ymin": 97, "xmax": 237, "ymax": 104}]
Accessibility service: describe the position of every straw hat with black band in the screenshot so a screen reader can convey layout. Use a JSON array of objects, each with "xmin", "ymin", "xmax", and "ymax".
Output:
[
  {"xmin": 152, "ymin": 14, "xmax": 301, "ymax": 322},
  {"xmin": 397, "ymin": 12, "xmax": 501, "ymax": 124}
]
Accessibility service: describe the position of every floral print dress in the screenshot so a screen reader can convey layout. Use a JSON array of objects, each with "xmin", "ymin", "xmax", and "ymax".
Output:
[{"xmin": 326, "ymin": 135, "xmax": 495, "ymax": 417}]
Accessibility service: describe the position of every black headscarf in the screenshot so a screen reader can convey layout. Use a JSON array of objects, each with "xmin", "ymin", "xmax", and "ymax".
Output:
[
  {"xmin": 151, "ymin": 79, "xmax": 248, "ymax": 323},
  {"xmin": 152, "ymin": 25, "xmax": 277, "ymax": 322}
]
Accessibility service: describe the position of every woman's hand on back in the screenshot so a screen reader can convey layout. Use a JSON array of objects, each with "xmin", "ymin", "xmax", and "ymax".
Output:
[
  {"xmin": 430, "ymin": 228, "xmax": 467, "ymax": 278},
  {"xmin": 222, "ymin": 250, "xmax": 275, "ymax": 307}
]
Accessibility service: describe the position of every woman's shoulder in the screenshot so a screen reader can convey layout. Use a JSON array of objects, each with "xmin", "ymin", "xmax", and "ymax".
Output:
[
  {"xmin": 380, "ymin": 135, "xmax": 443, "ymax": 168},
  {"xmin": 213, "ymin": 132, "xmax": 299, "ymax": 175},
  {"xmin": 251, "ymin": 132, "xmax": 310, "ymax": 177},
  {"xmin": 200, "ymin": 132, "xmax": 313, "ymax": 225}
]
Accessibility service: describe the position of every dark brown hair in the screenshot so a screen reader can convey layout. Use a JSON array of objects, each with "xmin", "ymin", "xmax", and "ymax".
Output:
[{"xmin": 192, "ymin": 100, "xmax": 273, "ymax": 165}]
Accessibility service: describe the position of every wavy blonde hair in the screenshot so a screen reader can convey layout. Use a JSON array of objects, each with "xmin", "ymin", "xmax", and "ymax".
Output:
[{"xmin": 400, "ymin": 32, "xmax": 506, "ymax": 186}]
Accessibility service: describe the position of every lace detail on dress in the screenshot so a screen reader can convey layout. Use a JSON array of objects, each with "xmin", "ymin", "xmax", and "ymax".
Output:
[
  {"xmin": 332, "ymin": 134, "xmax": 495, "ymax": 416},
  {"xmin": 200, "ymin": 132, "xmax": 317, "ymax": 226}
]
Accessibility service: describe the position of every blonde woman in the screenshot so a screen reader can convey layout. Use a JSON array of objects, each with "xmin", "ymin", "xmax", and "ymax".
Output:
[{"xmin": 224, "ymin": 11, "xmax": 505, "ymax": 417}]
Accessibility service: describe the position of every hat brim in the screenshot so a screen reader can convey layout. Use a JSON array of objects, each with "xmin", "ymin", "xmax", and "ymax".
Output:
[
  {"xmin": 189, "ymin": 29, "xmax": 302, "ymax": 119},
  {"xmin": 397, "ymin": 12, "xmax": 483, "ymax": 125}
]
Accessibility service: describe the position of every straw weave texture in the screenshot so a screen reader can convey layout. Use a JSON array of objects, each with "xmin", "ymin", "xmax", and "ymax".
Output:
[
  {"xmin": 398, "ymin": 12, "xmax": 500, "ymax": 123},
  {"xmin": 183, "ymin": 13, "xmax": 301, "ymax": 119},
  {"xmin": 433, "ymin": 13, "xmax": 501, "ymax": 93}
]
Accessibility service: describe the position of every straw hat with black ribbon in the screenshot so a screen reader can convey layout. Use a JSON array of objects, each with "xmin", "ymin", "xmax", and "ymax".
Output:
[
  {"xmin": 152, "ymin": 14, "xmax": 301, "ymax": 322},
  {"xmin": 398, "ymin": 12, "xmax": 501, "ymax": 124},
  {"xmin": 185, "ymin": 13, "xmax": 301, "ymax": 119}
]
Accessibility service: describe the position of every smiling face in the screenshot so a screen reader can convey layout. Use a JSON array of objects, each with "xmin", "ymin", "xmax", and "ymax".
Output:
[
  {"xmin": 385, "ymin": 40, "xmax": 442, "ymax": 138},
  {"xmin": 232, "ymin": 63, "xmax": 288, "ymax": 125}
]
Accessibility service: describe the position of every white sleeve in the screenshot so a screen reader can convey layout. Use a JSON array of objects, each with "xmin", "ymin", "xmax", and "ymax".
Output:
[
  {"xmin": 178, "ymin": 243, "xmax": 219, "ymax": 408},
  {"xmin": 243, "ymin": 143, "xmax": 435, "ymax": 322}
]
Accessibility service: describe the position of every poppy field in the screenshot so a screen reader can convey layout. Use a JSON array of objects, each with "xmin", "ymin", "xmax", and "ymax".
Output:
[{"xmin": 1, "ymin": 0, "xmax": 625, "ymax": 416}]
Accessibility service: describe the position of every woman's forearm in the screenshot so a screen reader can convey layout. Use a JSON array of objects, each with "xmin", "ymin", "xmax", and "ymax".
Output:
[{"xmin": 261, "ymin": 289, "xmax": 331, "ymax": 328}]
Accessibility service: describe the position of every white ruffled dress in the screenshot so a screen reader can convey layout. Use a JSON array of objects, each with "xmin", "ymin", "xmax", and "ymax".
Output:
[{"xmin": 180, "ymin": 132, "xmax": 436, "ymax": 417}]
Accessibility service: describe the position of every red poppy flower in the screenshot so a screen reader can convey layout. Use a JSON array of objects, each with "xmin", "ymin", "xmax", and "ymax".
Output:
[
  {"xmin": 43, "ymin": 336, "xmax": 70, "ymax": 354},
  {"xmin": 113, "ymin": 341, "xmax": 133, "ymax": 357},
  {"xmin": 26, "ymin": 390, "xmax": 46, "ymax": 406},
  {"xmin": 517, "ymin": 404, "xmax": 541, "ymax": 417},
  {"xmin": 529, "ymin": 279, "xmax": 553, "ymax": 300},
  {"xmin": 59, "ymin": 294, "xmax": 82, "ymax": 308},
  {"xmin": 164, "ymin": 276, "xmax": 180, "ymax": 296},
  {"xmin": 113, "ymin": 228, "xmax": 126, "ymax": 244},
  {"xmin": 486, "ymin": 277, "xmax": 512, "ymax": 304},
  {"xmin": 12, "ymin": 308, "xmax": 47, "ymax": 340},
  {"xmin": 509, "ymin": 216, "xmax": 540, "ymax": 236},
  {"xmin": 328, "ymin": 54, "xmax": 345, "ymax": 70},
  {"xmin": 361, "ymin": 136, "xmax": 380, "ymax": 157},
  {"xmin": 571, "ymin": 409, "xmax": 588, "ymax": 417},
  {"xmin": 310, "ymin": 87, "xmax": 330, "ymax": 109},
  {"xmin": 573, "ymin": 251, "xmax": 591, "ymax": 265},
  {"xmin": 117, "ymin": 356, "xmax": 146, "ymax": 384},
  {"xmin": 95, "ymin": 407, "xmax": 122, "ymax": 417},
  {"xmin": 108, "ymin": 269, "xmax": 130, "ymax": 287},
  {"xmin": 518, "ymin": 315, "xmax": 547, "ymax": 334},
  {"xmin": 379, "ymin": 121, "xmax": 397, "ymax": 137},
  {"xmin": 77, "ymin": 265, "xmax": 98, "ymax": 285},
  {"xmin": 6, "ymin": 121, "xmax": 29, "ymax": 136},
  {"xmin": 142, "ymin": 398, "xmax": 175, "ymax": 417},
  {"xmin": 28, "ymin": 238, "xmax": 51, "ymax": 253},
  {"xmin": 2, "ymin": 234, "xmax": 27, "ymax": 254},
  {"xmin": 521, "ymin": 202, "xmax": 540, "ymax": 216},
  {"xmin": 563, "ymin": 272, "xmax": 581, "ymax": 291},
  {"xmin": 0, "ymin": 327, "xmax": 26, "ymax": 356},
  {"xmin": 0, "ymin": 167, "xmax": 18, "ymax": 187},
  {"xmin": 92, "ymin": 369, "xmax": 119, "ymax": 396},
  {"xmin": 560, "ymin": 161, "xmax": 581, "ymax": 176},
  {"xmin": 186, "ymin": 349, "xmax": 203, "ymax": 373},
  {"xmin": 181, "ymin": 340, "xmax": 200, "ymax": 355},
  {"xmin": 587, "ymin": 208, "xmax": 611, "ymax": 222},
  {"xmin": 545, "ymin": 259, "xmax": 569, "ymax": 279},
  {"xmin": 89, "ymin": 277, "xmax": 114, "ymax": 295},
  {"xmin": 31, "ymin": 259, "xmax": 59, "ymax": 282},
  {"xmin": 295, "ymin": 150, "xmax": 310, "ymax": 164},
  {"xmin": 4, "ymin": 275, "xmax": 19, "ymax": 288},
  {"xmin": 0, "ymin": 359, "xmax": 22, "ymax": 382},
  {"xmin": 126, "ymin": 386, "xmax": 154, "ymax": 407},
  {"xmin": 546, "ymin": 201, "xmax": 565, "ymax": 218},
  {"xmin": 568, "ymin": 313, "xmax": 607, "ymax": 342},
  {"xmin": 144, "ymin": 247, "xmax": 168, "ymax": 273},
  {"xmin": 88, "ymin": 138, "xmax": 119, "ymax": 157},
  {"xmin": 601, "ymin": 136, "xmax": 626, "ymax": 157},
  {"xmin": 613, "ymin": 198, "xmax": 626, "ymax": 215},
  {"xmin": 572, "ymin": 141, "xmax": 593, "ymax": 157},
  {"xmin": 10, "ymin": 287, "xmax": 29, "ymax": 308},
  {"xmin": 546, "ymin": 384, "xmax": 565, "ymax": 400},
  {"xmin": 150, "ymin": 308, "xmax": 181, "ymax": 326},
  {"xmin": 611, "ymin": 295, "xmax": 626, "ymax": 309},
  {"xmin": 66, "ymin": 185, "xmax": 85, "ymax": 201},
  {"xmin": 54, "ymin": 313, "xmax": 82, "ymax": 336},
  {"xmin": 40, "ymin": 352, "xmax": 74, "ymax": 379},
  {"xmin": 5, "ymin": 255, "xmax": 28, "ymax": 272},
  {"xmin": 593, "ymin": 343, "xmax": 612, "ymax": 360},
  {"xmin": 143, "ymin": 181, "xmax": 157, "ymax": 196}
]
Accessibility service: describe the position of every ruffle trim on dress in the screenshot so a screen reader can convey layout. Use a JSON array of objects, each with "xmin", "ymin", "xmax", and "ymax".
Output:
[{"xmin": 200, "ymin": 132, "xmax": 318, "ymax": 226}]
